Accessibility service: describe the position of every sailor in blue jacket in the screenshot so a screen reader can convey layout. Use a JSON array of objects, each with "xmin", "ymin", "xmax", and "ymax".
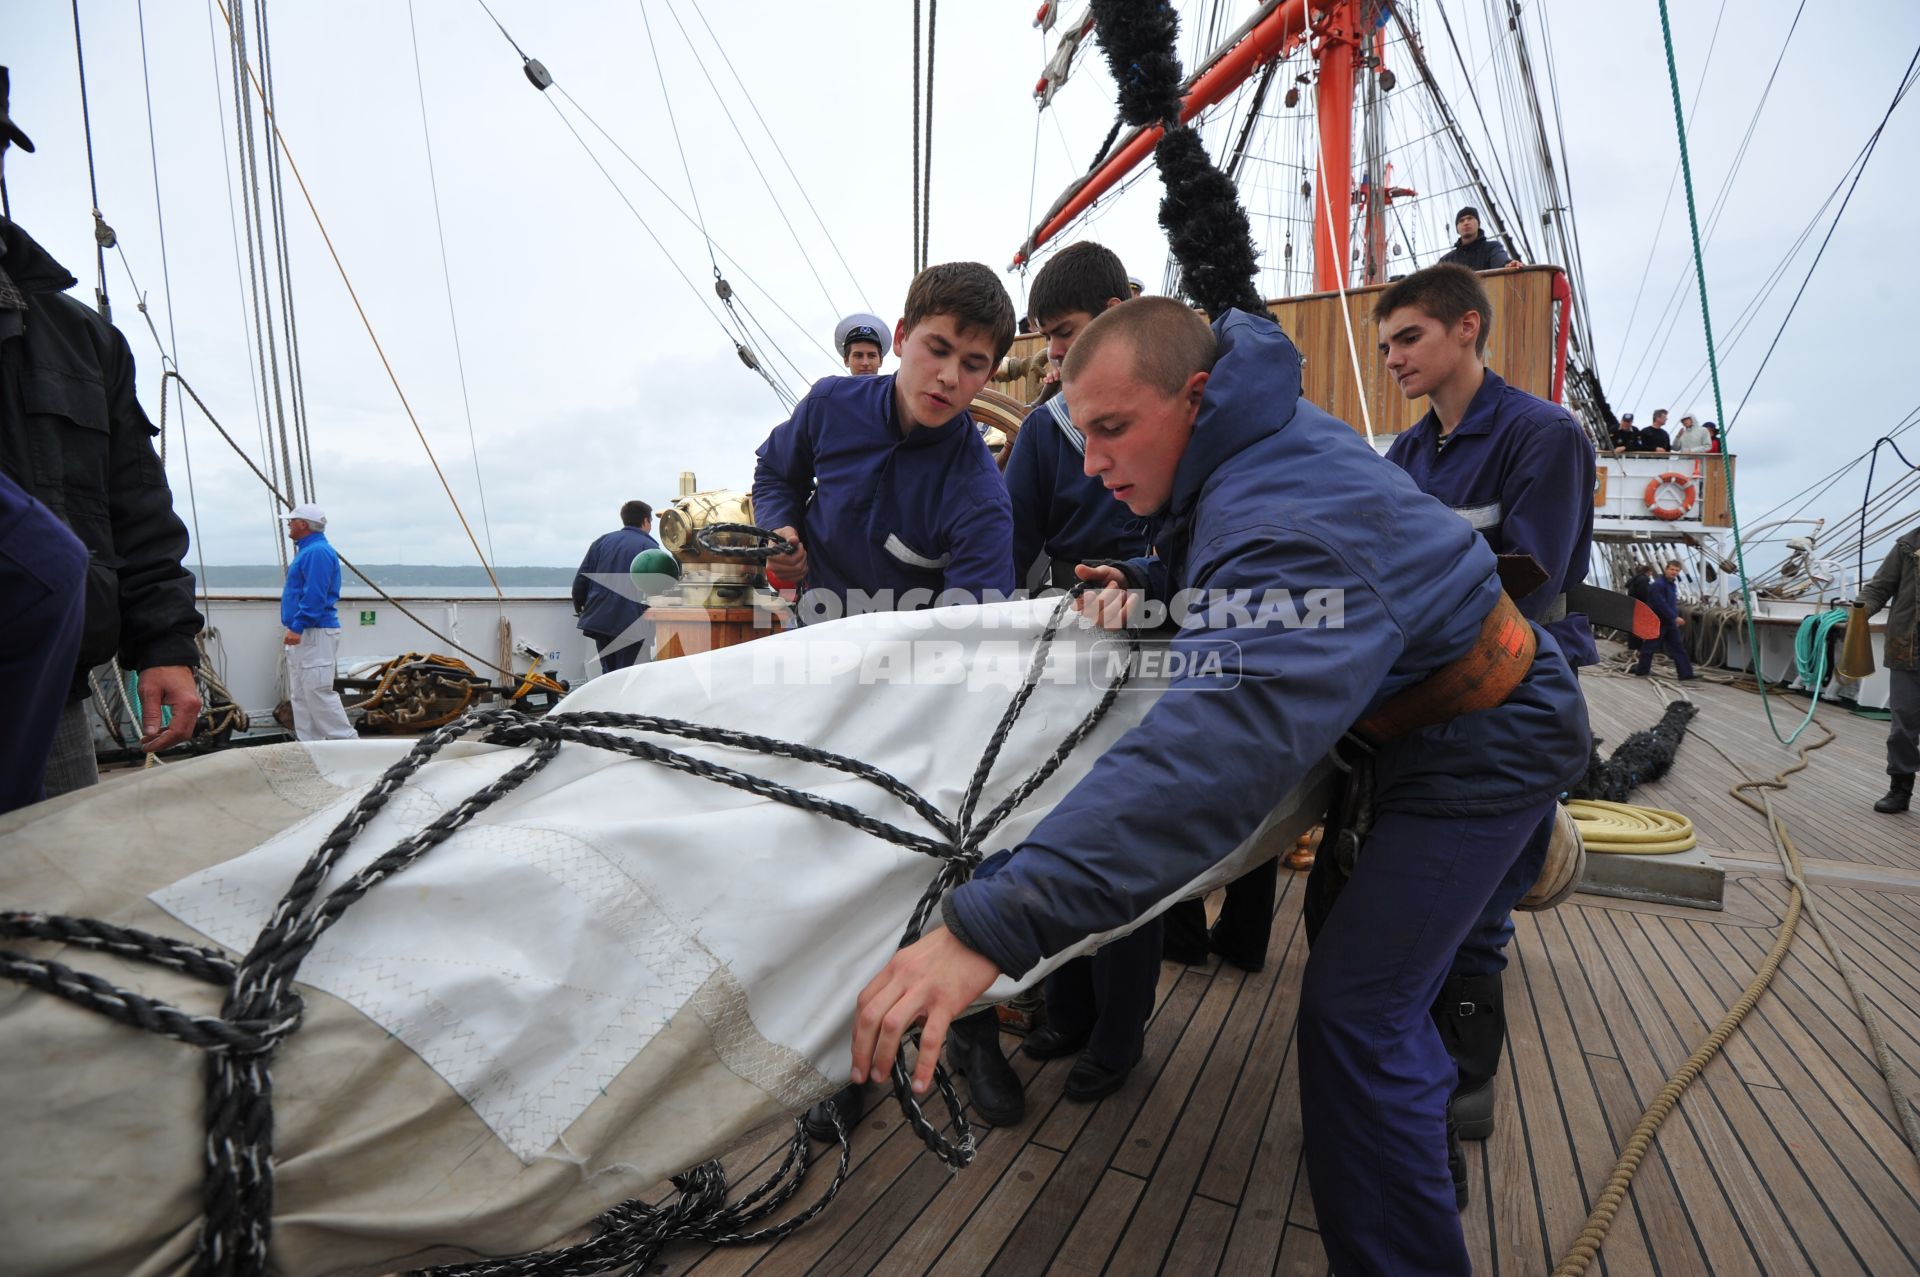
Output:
[
  {"xmin": 761, "ymin": 262, "xmax": 1032, "ymax": 1138},
  {"xmin": 278, "ymin": 503, "xmax": 355, "ymax": 742},
  {"xmin": 754, "ymin": 265, "xmax": 1017, "ymax": 623},
  {"xmin": 851, "ymin": 301, "xmax": 1589, "ymax": 1277},
  {"xmin": 1376, "ymin": 263, "xmax": 1598, "ymax": 1151},
  {"xmin": 1633, "ymin": 559, "xmax": 1695, "ymax": 680},
  {"xmin": 572, "ymin": 500, "xmax": 660, "ymax": 672}
]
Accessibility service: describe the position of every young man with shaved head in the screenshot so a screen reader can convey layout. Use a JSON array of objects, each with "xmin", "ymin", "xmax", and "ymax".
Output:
[{"xmin": 850, "ymin": 298, "xmax": 1589, "ymax": 1276}]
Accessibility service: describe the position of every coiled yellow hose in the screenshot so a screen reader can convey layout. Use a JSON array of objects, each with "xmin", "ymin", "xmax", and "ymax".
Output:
[{"xmin": 1565, "ymin": 799, "xmax": 1698, "ymax": 855}]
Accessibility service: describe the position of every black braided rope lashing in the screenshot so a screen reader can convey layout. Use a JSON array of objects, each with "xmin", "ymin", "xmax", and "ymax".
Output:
[{"xmin": 1, "ymin": 592, "xmax": 1138, "ymax": 1275}]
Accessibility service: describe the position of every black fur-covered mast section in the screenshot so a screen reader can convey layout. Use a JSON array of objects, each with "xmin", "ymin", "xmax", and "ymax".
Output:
[{"xmin": 1088, "ymin": 0, "xmax": 1266, "ymax": 319}]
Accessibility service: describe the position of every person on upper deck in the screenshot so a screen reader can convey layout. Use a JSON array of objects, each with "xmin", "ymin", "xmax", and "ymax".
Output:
[
  {"xmin": 849, "ymin": 300, "xmax": 1590, "ymax": 1277},
  {"xmin": 1437, "ymin": 206, "xmax": 1520, "ymax": 273},
  {"xmin": 1609, "ymin": 412, "xmax": 1638, "ymax": 456},
  {"xmin": 1374, "ymin": 263, "xmax": 1598, "ymax": 1163},
  {"xmin": 755, "ymin": 263, "xmax": 1016, "ymax": 626},
  {"xmin": 1854, "ymin": 523, "xmax": 1919, "ymax": 814},
  {"xmin": 0, "ymin": 68, "xmax": 202, "ymax": 795},
  {"xmin": 1673, "ymin": 413, "xmax": 1714, "ymax": 452},
  {"xmin": 1637, "ymin": 408, "xmax": 1673, "ymax": 454},
  {"xmin": 834, "ymin": 312, "xmax": 890, "ymax": 377}
]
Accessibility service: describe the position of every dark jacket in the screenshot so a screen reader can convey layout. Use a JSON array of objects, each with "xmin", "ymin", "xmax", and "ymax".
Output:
[
  {"xmin": 1645, "ymin": 575, "xmax": 1682, "ymax": 627},
  {"xmin": 1003, "ymin": 394, "xmax": 1148, "ymax": 587},
  {"xmin": 572, "ymin": 524, "xmax": 660, "ymax": 640},
  {"xmin": 1636, "ymin": 425, "xmax": 1672, "ymax": 452},
  {"xmin": 1437, "ymin": 232, "xmax": 1512, "ymax": 272},
  {"xmin": 1626, "ymin": 570, "xmax": 1652, "ymax": 602},
  {"xmin": 1385, "ymin": 369, "xmax": 1598, "ymax": 666},
  {"xmin": 947, "ymin": 311, "xmax": 1590, "ymax": 978},
  {"xmin": 753, "ymin": 373, "xmax": 1014, "ymax": 615},
  {"xmin": 0, "ymin": 218, "xmax": 200, "ymax": 693},
  {"xmin": 1860, "ymin": 527, "xmax": 1919, "ymax": 670}
]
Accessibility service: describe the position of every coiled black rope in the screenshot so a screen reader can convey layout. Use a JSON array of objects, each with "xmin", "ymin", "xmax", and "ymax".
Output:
[{"xmin": 1, "ymin": 590, "xmax": 1136, "ymax": 1276}]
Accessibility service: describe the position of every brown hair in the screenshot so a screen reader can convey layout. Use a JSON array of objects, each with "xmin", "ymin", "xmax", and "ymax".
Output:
[
  {"xmin": 1061, "ymin": 296, "xmax": 1218, "ymax": 397},
  {"xmin": 1371, "ymin": 262, "xmax": 1494, "ymax": 356},
  {"xmin": 901, "ymin": 261, "xmax": 1018, "ymax": 363},
  {"xmin": 1029, "ymin": 242, "xmax": 1130, "ymax": 327}
]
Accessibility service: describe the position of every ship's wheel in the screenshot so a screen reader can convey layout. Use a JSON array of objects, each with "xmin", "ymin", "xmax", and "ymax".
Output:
[{"xmin": 968, "ymin": 387, "xmax": 1029, "ymax": 471}]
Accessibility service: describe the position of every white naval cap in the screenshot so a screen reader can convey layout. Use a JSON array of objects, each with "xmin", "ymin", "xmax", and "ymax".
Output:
[{"xmin": 834, "ymin": 312, "xmax": 892, "ymax": 356}]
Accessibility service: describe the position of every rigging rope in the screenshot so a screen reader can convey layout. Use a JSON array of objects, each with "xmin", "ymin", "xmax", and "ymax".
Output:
[
  {"xmin": 0, "ymin": 593, "xmax": 1139, "ymax": 1276},
  {"xmin": 922, "ymin": 0, "xmax": 938, "ymax": 272},
  {"xmin": 67, "ymin": 0, "xmax": 114, "ymax": 322},
  {"xmin": 214, "ymin": 0, "xmax": 507, "ymax": 595},
  {"xmin": 406, "ymin": 0, "xmax": 498, "ymax": 572},
  {"xmin": 911, "ymin": 0, "xmax": 923, "ymax": 276}
]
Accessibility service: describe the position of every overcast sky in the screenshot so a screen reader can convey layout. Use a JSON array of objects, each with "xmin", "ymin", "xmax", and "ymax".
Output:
[{"xmin": 8, "ymin": 1, "xmax": 1917, "ymax": 575}]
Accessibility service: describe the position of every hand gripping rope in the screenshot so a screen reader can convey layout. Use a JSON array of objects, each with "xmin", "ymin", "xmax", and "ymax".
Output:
[{"xmin": 0, "ymin": 589, "xmax": 1137, "ymax": 1277}]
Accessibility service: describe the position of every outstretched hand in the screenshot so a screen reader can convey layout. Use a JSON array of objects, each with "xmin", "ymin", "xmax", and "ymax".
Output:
[{"xmin": 851, "ymin": 927, "xmax": 1001, "ymax": 1096}]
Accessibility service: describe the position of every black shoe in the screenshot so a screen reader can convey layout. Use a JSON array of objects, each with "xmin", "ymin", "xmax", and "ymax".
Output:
[
  {"xmin": 1208, "ymin": 924, "xmax": 1267, "ymax": 973},
  {"xmin": 1063, "ymin": 1055, "xmax": 1135, "ymax": 1102},
  {"xmin": 802, "ymin": 1083, "xmax": 862, "ymax": 1143},
  {"xmin": 1448, "ymin": 1118, "xmax": 1469, "ymax": 1210},
  {"xmin": 1433, "ymin": 973, "xmax": 1504, "ymax": 1142},
  {"xmin": 1874, "ymin": 774, "xmax": 1914, "ymax": 814},
  {"xmin": 949, "ymin": 1011, "xmax": 1025, "ymax": 1127},
  {"xmin": 1021, "ymin": 1023, "xmax": 1091, "ymax": 1060}
]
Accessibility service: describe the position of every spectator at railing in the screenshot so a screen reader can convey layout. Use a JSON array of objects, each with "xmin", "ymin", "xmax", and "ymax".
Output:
[{"xmin": 1673, "ymin": 413, "xmax": 1714, "ymax": 452}]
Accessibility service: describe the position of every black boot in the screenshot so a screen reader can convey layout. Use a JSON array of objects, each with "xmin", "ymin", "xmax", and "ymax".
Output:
[
  {"xmin": 802, "ymin": 1083, "xmax": 863, "ymax": 1143},
  {"xmin": 948, "ymin": 1010, "xmax": 1025, "ymax": 1127},
  {"xmin": 1874, "ymin": 773, "xmax": 1914, "ymax": 814},
  {"xmin": 1432, "ymin": 973, "xmax": 1504, "ymax": 1141}
]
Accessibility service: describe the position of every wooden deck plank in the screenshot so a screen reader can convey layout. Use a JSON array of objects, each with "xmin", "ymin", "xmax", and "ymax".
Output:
[
  {"xmin": 920, "ymin": 1142, "xmax": 1063, "ymax": 1277},
  {"xmin": 1038, "ymin": 1169, "xmax": 1144, "ymax": 1277},
  {"xmin": 631, "ymin": 670, "xmax": 1920, "ymax": 1277},
  {"xmin": 1158, "ymin": 1194, "xmax": 1234, "ymax": 1277}
]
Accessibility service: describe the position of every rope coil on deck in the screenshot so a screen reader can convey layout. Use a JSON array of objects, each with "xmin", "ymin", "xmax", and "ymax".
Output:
[
  {"xmin": 0, "ymin": 591, "xmax": 1136, "ymax": 1277},
  {"xmin": 1564, "ymin": 799, "xmax": 1698, "ymax": 854}
]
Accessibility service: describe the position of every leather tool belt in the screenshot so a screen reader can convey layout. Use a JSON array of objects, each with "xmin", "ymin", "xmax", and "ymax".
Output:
[{"xmin": 1305, "ymin": 592, "xmax": 1537, "ymax": 942}]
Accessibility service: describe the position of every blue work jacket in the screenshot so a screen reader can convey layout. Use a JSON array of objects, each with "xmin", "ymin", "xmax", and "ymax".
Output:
[
  {"xmin": 1645, "ymin": 576, "xmax": 1681, "ymax": 626},
  {"xmin": 573, "ymin": 525, "xmax": 660, "ymax": 640},
  {"xmin": 1385, "ymin": 370, "xmax": 1599, "ymax": 666},
  {"xmin": 1004, "ymin": 393, "xmax": 1149, "ymax": 585},
  {"xmin": 949, "ymin": 311, "xmax": 1591, "ymax": 979},
  {"xmin": 281, "ymin": 530, "xmax": 341, "ymax": 633},
  {"xmin": 753, "ymin": 374, "xmax": 1014, "ymax": 614}
]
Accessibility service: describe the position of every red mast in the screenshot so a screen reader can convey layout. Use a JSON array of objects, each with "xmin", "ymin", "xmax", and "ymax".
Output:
[{"xmin": 1311, "ymin": 2, "xmax": 1360, "ymax": 293}]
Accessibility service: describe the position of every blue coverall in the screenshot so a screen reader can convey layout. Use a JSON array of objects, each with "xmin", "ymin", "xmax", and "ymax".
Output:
[
  {"xmin": 1004, "ymin": 392, "xmax": 1159, "ymax": 1073},
  {"xmin": 753, "ymin": 374, "xmax": 1013, "ymax": 619},
  {"xmin": 572, "ymin": 524, "xmax": 661, "ymax": 671},
  {"xmin": 1386, "ymin": 369, "xmax": 1598, "ymax": 977},
  {"xmin": 1633, "ymin": 575, "xmax": 1695, "ymax": 679},
  {"xmin": 946, "ymin": 311, "xmax": 1590, "ymax": 1275},
  {"xmin": 0, "ymin": 470, "xmax": 86, "ymax": 813}
]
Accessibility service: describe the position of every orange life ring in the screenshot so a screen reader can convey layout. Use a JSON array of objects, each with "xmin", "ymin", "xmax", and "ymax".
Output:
[{"xmin": 1644, "ymin": 472, "xmax": 1697, "ymax": 520}]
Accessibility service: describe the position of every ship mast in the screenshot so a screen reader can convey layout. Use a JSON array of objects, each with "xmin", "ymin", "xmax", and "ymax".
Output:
[{"xmin": 1021, "ymin": 0, "xmax": 1417, "ymax": 294}]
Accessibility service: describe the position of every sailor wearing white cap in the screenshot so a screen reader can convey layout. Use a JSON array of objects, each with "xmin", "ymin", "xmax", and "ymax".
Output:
[
  {"xmin": 1126, "ymin": 275, "xmax": 1144, "ymax": 298},
  {"xmin": 834, "ymin": 312, "xmax": 891, "ymax": 375},
  {"xmin": 279, "ymin": 503, "xmax": 356, "ymax": 741}
]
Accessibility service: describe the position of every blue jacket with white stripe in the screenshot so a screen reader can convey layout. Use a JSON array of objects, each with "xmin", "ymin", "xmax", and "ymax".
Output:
[
  {"xmin": 1384, "ymin": 370, "xmax": 1599, "ymax": 666},
  {"xmin": 753, "ymin": 374, "xmax": 1014, "ymax": 614},
  {"xmin": 1004, "ymin": 392, "xmax": 1149, "ymax": 585}
]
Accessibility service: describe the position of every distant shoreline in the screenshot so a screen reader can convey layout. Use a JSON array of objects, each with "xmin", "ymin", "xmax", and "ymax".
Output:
[{"xmin": 192, "ymin": 564, "xmax": 575, "ymax": 588}]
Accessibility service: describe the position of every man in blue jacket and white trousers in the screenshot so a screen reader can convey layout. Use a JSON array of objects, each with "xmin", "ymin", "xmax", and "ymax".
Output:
[
  {"xmin": 279, "ymin": 503, "xmax": 355, "ymax": 742},
  {"xmin": 850, "ymin": 300, "xmax": 1590, "ymax": 1277}
]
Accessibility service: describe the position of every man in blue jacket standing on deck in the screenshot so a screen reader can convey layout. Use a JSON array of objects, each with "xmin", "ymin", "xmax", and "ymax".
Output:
[
  {"xmin": 573, "ymin": 500, "xmax": 659, "ymax": 672},
  {"xmin": 1633, "ymin": 559, "xmax": 1695, "ymax": 681},
  {"xmin": 850, "ymin": 299, "xmax": 1590, "ymax": 1277},
  {"xmin": 1374, "ymin": 263, "xmax": 1598, "ymax": 1177},
  {"xmin": 279, "ymin": 503, "xmax": 355, "ymax": 742}
]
